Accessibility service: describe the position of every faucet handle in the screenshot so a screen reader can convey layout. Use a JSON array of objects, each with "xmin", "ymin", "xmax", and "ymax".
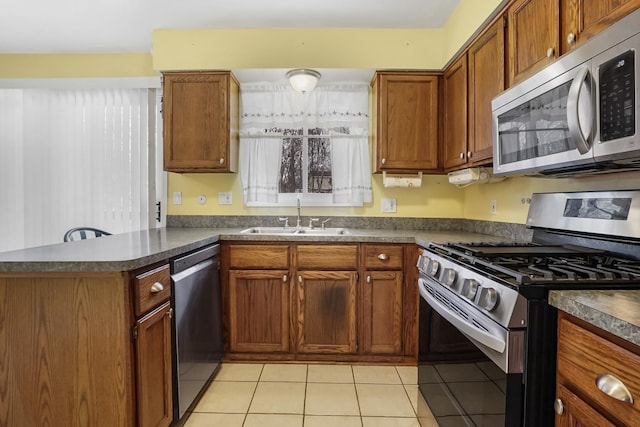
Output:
[
  {"xmin": 321, "ymin": 218, "xmax": 331, "ymax": 229},
  {"xmin": 278, "ymin": 217, "xmax": 289, "ymax": 227},
  {"xmin": 308, "ymin": 218, "xmax": 319, "ymax": 229}
]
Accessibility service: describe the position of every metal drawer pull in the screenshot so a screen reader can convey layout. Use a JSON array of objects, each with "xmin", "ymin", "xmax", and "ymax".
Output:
[
  {"xmin": 554, "ymin": 398, "xmax": 564, "ymax": 415},
  {"xmin": 596, "ymin": 373, "xmax": 634, "ymax": 404},
  {"xmin": 367, "ymin": 275, "xmax": 371, "ymax": 283},
  {"xmin": 378, "ymin": 253, "xmax": 389, "ymax": 261},
  {"xmin": 298, "ymin": 275, "xmax": 302, "ymax": 284},
  {"xmin": 150, "ymin": 282, "xmax": 164, "ymax": 293},
  {"xmin": 283, "ymin": 274, "xmax": 288, "ymax": 282}
]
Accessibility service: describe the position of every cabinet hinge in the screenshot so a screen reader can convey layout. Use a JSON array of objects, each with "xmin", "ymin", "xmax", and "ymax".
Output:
[
  {"xmin": 132, "ymin": 325, "xmax": 138, "ymax": 341},
  {"xmin": 503, "ymin": 15, "xmax": 508, "ymax": 29}
]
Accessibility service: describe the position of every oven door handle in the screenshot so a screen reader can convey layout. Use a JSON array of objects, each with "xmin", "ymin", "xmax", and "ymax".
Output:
[{"xmin": 422, "ymin": 287, "xmax": 506, "ymax": 353}]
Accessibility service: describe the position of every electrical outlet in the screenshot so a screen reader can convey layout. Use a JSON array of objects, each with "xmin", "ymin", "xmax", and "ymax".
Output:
[
  {"xmin": 381, "ymin": 198, "xmax": 397, "ymax": 213},
  {"xmin": 218, "ymin": 192, "xmax": 232, "ymax": 205},
  {"xmin": 172, "ymin": 191, "xmax": 182, "ymax": 205},
  {"xmin": 490, "ymin": 199, "xmax": 497, "ymax": 215},
  {"xmin": 197, "ymin": 195, "xmax": 207, "ymax": 205}
]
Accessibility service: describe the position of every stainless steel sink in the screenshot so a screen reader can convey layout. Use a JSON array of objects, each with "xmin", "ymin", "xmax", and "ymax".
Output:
[{"xmin": 240, "ymin": 226, "xmax": 350, "ymax": 236}]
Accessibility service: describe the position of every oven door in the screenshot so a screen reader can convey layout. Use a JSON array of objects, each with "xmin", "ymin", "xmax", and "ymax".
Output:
[{"xmin": 418, "ymin": 276, "xmax": 524, "ymax": 427}]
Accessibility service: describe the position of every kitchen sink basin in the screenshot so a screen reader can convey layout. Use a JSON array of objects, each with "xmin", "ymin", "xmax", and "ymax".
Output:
[{"xmin": 240, "ymin": 226, "xmax": 350, "ymax": 236}]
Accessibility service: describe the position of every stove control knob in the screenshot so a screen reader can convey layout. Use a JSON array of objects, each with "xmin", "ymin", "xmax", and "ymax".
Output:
[
  {"xmin": 417, "ymin": 255, "xmax": 430, "ymax": 271},
  {"xmin": 443, "ymin": 268, "xmax": 457, "ymax": 287},
  {"xmin": 462, "ymin": 279, "xmax": 479, "ymax": 300},
  {"xmin": 478, "ymin": 287, "xmax": 499, "ymax": 311},
  {"xmin": 428, "ymin": 260, "xmax": 440, "ymax": 277}
]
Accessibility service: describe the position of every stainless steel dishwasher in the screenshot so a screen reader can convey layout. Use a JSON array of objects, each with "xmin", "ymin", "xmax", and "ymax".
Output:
[{"xmin": 170, "ymin": 244, "xmax": 222, "ymax": 422}]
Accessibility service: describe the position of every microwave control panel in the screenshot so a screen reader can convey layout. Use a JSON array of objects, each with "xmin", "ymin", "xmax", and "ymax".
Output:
[{"xmin": 599, "ymin": 49, "xmax": 635, "ymax": 141}]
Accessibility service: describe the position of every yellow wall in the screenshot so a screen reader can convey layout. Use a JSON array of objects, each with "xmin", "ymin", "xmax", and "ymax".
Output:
[{"xmin": 0, "ymin": 53, "xmax": 157, "ymax": 78}]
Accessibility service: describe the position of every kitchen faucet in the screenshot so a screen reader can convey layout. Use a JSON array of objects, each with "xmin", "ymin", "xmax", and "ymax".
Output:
[{"xmin": 296, "ymin": 195, "xmax": 302, "ymax": 228}]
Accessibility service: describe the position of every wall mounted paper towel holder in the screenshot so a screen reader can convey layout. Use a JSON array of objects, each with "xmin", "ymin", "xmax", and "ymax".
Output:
[{"xmin": 382, "ymin": 171, "xmax": 423, "ymax": 188}]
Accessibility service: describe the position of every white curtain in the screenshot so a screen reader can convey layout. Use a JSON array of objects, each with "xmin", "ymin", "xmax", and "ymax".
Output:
[
  {"xmin": 239, "ymin": 82, "xmax": 372, "ymax": 206},
  {"xmin": 0, "ymin": 86, "xmax": 160, "ymax": 252}
]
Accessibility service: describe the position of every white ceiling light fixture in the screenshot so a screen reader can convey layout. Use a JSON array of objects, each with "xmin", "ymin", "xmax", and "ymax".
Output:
[{"xmin": 286, "ymin": 69, "xmax": 321, "ymax": 92}]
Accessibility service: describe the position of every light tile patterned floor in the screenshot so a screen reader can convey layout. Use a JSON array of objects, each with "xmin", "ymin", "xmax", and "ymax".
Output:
[{"xmin": 184, "ymin": 363, "xmax": 437, "ymax": 427}]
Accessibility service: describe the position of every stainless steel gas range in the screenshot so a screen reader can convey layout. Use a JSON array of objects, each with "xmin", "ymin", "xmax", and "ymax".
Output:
[{"xmin": 417, "ymin": 190, "xmax": 640, "ymax": 427}]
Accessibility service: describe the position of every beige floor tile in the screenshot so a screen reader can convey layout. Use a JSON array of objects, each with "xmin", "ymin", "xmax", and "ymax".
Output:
[
  {"xmin": 353, "ymin": 365, "xmax": 402, "ymax": 384},
  {"xmin": 403, "ymin": 385, "xmax": 420, "ymax": 413},
  {"xmin": 305, "ymin": 383, "xmax": 360, "ymax": 416},
  {"xmin": 395, "ymin": 366, "xmax": 417, "ymax": 385},
  {"xmin": 260, "ymin": 363, "xmax": 308, "ymax": 382},
  {"xmin": 307, "ymin": 364, "xmax": 354, "ymax": 383},
  {"xmin": 362, "ymin": 417, "xmax": 421, "ymax": 427},
  {"xmin": 214, "ymin": 363, "xmax": 263, "ymax": 381},
  {"xmin": 182, "ymin": 412, "xmax": 245, "ymax": 427},
  {"xmin": 415, "ymin": 390, "xmax": 438, "ymax": 427},
  {"xmin": 249, "ymin": 381, "xmax": 306, "ymax": 414},
  {"xmin": 244, "ymin": 414, "xmax": 303, "ymax": 427},
  {"xmin": 304, "ymin": 415, "xmax": 363, "ymax": 427},
  {"xmin": 193, "ymin": 381, "xmax": 257, "ymax": 413},
  {"xmin": 357, "ymin": 384, "xmax": 416, "ymax": 417}
]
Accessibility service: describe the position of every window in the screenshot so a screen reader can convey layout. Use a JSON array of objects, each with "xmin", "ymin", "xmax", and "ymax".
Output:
[
  {"xmin": 239, "ymin": 82, "xmax": 372, "ymax": 207},
  {"xmin": 0, "ymin": 78, "xmax": 164, "ymax": 252}
]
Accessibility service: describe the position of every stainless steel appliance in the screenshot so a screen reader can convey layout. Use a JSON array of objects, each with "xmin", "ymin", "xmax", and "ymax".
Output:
[
  {"xmin": 171, "ymin": 244, "xmax": 223, "ymax": 422},
  {"xmin": 491, "ymin": 9, "xmax": 640, "ymax": 177},
  {"xmin": 417, "ymin": 190, "xmax": 640, "ymax": 426}
]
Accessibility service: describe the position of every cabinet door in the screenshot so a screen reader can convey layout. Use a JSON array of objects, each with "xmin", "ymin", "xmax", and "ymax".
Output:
[
  {"xmin": 506, "ymin": 0, "xmax": 559, "ymax": 86},
  {"xmin": 555, "ymin": 384, "xmax": 616, "ymax": 427},
  {"xmin": 135, "ymin": 302, "xmax": 173, "ymax": 427},
  {"xmin": 163, "ymin": 72, "xmax": 238, "ymax": 172},
  {"xmin": 442, "ymin": 55, "xmax": 469, "ymax": 170},
  {"xmin": 373, "ymin": 73, "xmax": 440, "ymax": 172},
  {"xmin": 468, "ymin": 18, "xmax": 505, "ymax": 166},
  {"xmin": 228, "ymin": 270, "xmax": 290, "ymax": 353},
  {"xmin": 296, "ymin": 271, "xmax": 358, "ymax": 354},
  {"xmin": 562, "ymin": 0, "xmax": 640, "ymax": 52},
  {"xmin": 361, "ymin": 271, "xmax": 403, "ymax": 354}
]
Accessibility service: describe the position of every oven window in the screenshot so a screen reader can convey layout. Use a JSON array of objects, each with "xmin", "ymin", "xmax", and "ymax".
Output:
[
  {"xmin": 564, "ymin": 197, "xmax": 632, "ymax": 220},
  {"xmin": 497, "ymin": 80, "xmax": 573, "ymax": 164}
]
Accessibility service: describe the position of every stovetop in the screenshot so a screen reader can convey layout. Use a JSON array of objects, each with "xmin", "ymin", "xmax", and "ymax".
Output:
[{"xmin": 425, "ymin": 241, "xmax": 640, "ymax": 289}]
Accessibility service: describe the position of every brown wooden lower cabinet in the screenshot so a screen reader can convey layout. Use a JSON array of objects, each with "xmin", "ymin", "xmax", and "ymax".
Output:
[
  {"xmin": 222, "ymin": 242, "xmax": 418, "ymax": 363},
  {"xmin": 555, "ymin": 384, "xmax": 615, "ymax": 427},
  {"xmin": 228, "ymin": 269, "xmax": 290, "ymax": 353},
  {"xmin": 135, "ymin": 301, "xmax": 173, "ymax": 427},
  {"xmin": 296, "ymin": 270, "xmax": 358, "ymax": 354},
  {"xmin": 361, "ymin": 270, "xmax": 403, "ymax": 354}
]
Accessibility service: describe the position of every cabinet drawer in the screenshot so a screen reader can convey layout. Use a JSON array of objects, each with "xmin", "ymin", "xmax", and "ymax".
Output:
[
  {"xmin": 229, "ymin": 244, "xmax": 289, "ymax": 269},
  {"xmin": 296, "ymin": 245, "xmax": 358, "ymax": 270},
  {"xmin": 363, "ymin": 244, "xmax": 404, "ymax": 269},
  {"xmin": 557, "ymin": 315, "xmax": 640, "ymax": 425},
  {"xmin": 134, "ymin": 264, "xmax": 171, "ymax": 317}
]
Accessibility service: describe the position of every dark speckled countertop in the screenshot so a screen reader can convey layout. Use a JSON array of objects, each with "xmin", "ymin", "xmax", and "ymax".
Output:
[
  {"xmin": 0, "ymin": 226, "xmax": 510, "ymax": 273},
  {"xmin": 550, "ymin": 290, "xmax": 640, "ymax": 347}
]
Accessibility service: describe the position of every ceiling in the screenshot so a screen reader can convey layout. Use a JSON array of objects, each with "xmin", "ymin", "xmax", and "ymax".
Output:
[{"xmin": 0, "ymin": 0, "xmax": 461, "ymax": 54}]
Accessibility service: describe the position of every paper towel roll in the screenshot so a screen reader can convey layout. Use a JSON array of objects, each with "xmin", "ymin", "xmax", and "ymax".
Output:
[{"xmin": 382, "ymin": 172, "xmax": 423, "ymax": 188}]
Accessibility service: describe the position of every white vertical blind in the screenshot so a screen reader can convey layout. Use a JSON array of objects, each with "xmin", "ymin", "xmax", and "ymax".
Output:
[{"xmin": 0, "ymin": 87, "xmax": 160, "ymax": 252}]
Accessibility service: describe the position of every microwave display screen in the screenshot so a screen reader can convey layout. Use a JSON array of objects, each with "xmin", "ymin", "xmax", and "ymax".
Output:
[
  {"xmin": 599, "ymin": 49, "xmax": 635, "ymax": 141},
  {"xmin": 497, "ymin": 80, "xmax": 573, "ymax": 164}
]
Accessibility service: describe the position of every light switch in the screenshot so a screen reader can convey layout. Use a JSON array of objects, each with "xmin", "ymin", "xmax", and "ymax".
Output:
[
  {"xmin": 218, "ymin": 192, "xmax": 232, "ymax": 205},
  {"xmin": 381, "ymin": 198, "xmax": 397, "ymax": 213},
  {"xmin": 172, "ymin": 191, "xmax": 182, "ymax": 205}
]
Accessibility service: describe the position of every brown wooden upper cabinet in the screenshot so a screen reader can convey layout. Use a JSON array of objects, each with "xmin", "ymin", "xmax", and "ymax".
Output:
[
  {"xmin": 506, "ymin": 0, "xmax": 559, "ymax": 86},
  {"xmin": 443, "ymin": 18, "xmax": 504, "ymax": 172},
  {"xmin": 562, "ymin": 0, "xmax": 640, "ymax": 53},
  {"xmin": 162, "ymin": 71, "xmax": 239, "ymax": 173},
  {"xmin": 371, "ymin": 72, "xmax": 440, "ymax": 173}
]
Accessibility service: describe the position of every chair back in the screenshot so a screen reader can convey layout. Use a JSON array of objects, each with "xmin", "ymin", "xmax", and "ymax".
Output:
[{"xmin": 64, "ymin": 227, "xmax": 112, "ymax": 242}]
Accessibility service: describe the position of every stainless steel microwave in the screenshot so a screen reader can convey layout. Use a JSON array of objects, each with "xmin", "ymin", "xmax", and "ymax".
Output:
[{"xmin": 491, "ymin": 9, "xmax": 640, "ymax": 177}]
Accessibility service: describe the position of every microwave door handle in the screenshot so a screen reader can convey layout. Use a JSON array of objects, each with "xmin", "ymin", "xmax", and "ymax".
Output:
[{"xmin": 566, "ymin": 66, "xmax": 593, "ymax": 155}]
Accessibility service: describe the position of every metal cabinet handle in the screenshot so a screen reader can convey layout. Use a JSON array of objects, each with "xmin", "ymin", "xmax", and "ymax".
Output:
[
  {"xmin": 381, "ymin": 158, "xmax": 386, "ymax": 165},
  {"xmin": 367, "ymin": 275, "xmax": 372, "ymax": 283},
  {"xmin": 459, "ymin": 152, "xmax": 465, "ymax": 159},
  {"xmin": 283, "ymin": 274, "xmax": 288, "ymax": 282},
  {"xmin": 596, "ymin": 373, "xmax": 634, "ymax": 404},
  {"xmin": 554, "ymin": 398, "xmax": 564, "ymax": 415},
  {"xmin": 467, "ymin": 151, "xmax": 472, "ymax": 158},
  {"xmin": 546, "ymin": 47, "xmax": 554, "ymax": 58},
  {"xmin": 567, "ymin": 32, "xmax": 576, "ymax": 45},
  {"xmin": 219, "ymin": 157, "xmax": 225, "ymax": 164},
  {"xmin": 150, "ymin": 282, "xmax": 164, "ymax": 293},
  {"xmin": 298, "ymin": 275, "xmax": 302, "ymax": 284},
  {"xmin": 378, "ymin": 253, "xmax": 389, "ymax": 261}
]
